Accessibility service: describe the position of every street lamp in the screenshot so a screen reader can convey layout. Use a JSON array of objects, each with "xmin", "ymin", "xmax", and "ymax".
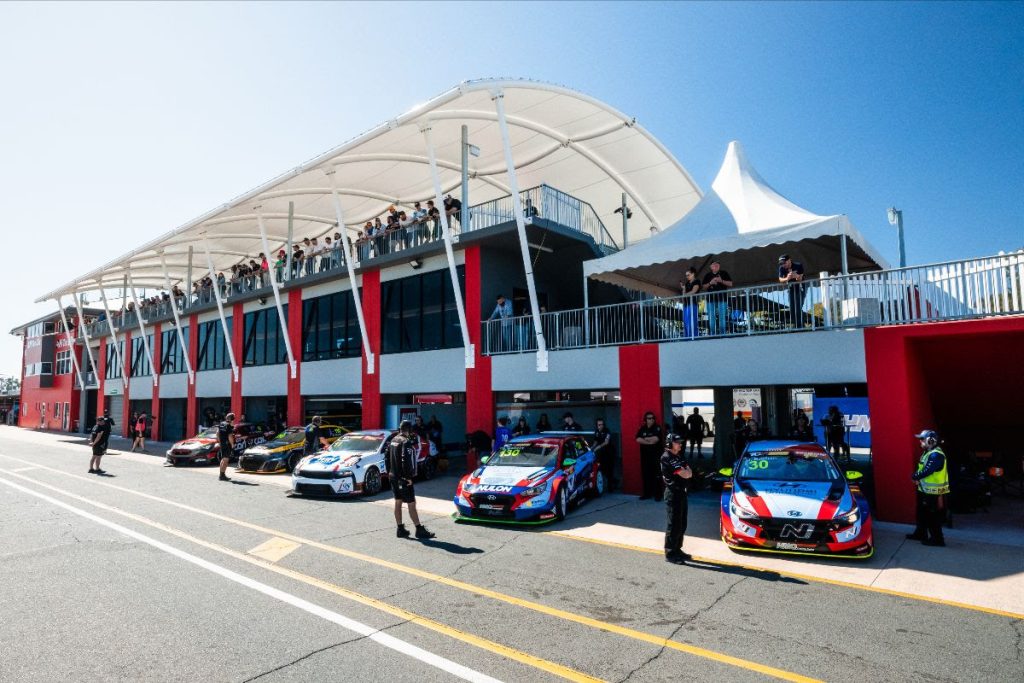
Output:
[{"xmin": 887, "ymin": 207, "xmax": 906, "ymax": 268}]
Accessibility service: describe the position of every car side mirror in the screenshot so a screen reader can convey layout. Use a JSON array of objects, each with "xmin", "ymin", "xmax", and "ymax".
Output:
[
  {"xmin": 845, "ymin": 471, "xmax": 863, "ymax": 481},
  {"xmin": 718, "ymin": 468, "xmax": 733, "ymax": 477},
  {"xmin": 562, "ymin": 458, "xmax": 577, "ymax": 467}
]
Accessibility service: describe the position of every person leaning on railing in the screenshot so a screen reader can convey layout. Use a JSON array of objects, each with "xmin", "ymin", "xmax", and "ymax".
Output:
[
  {"xmin": 777, "ymin": 253, "xmax": 806, "ymax": 328},
  {"xmin": 679, "ymin": 267, "xmax": 702, "ymax": 339},
  {"xmin": 701, "ymin": 259, "xmax": 733, "ymax": 336}
]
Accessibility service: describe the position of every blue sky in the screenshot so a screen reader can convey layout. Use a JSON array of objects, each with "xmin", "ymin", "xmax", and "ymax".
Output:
[{"xmin": 1, "ymin": 1, "xmax": 1021, "ymax": 375}]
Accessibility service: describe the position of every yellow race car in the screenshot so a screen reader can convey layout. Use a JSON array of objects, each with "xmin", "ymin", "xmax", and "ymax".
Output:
[{"xmin": 236, "ymin": 425, "xmax": 346, "ymax": 473}]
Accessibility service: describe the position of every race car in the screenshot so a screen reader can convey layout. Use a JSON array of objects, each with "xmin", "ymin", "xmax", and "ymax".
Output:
[
  {"xmin": 453, "ymin": 433, "xmax": 603, "ymax": 525},
  {"xmin": 165, "ymin": 423, "xmax": 270, "ymax": 466},
  {"xmin": 290, "ymin": 429, "xmax": 437, "ymax": 497},
  {"xmin": 719, "ymin": 440, "xmax": 873, "ymax": 558},
  {"xmin": 236, "ymin": 424, "xmax": 346, "ymax": 474}
]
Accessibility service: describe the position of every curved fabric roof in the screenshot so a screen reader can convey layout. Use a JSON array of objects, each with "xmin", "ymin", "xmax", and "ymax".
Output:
[
  {"xmin": 584, "ymin": 141, "xmax": 889, "ymax": 295},
  {"xmin": 37, "ymin": 78, "xmax": 702, "ymax": 301}
]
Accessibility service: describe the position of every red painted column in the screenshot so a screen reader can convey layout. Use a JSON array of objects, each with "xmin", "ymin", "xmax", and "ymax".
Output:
[
  {"xmin": 97, "ymin": 337, "xmax": 107, "ymax": 420},
  {"xmin": 618, "ymin": 344, "xmax": 662, "ymax": 496},
  {"xmin": 464, "ymin": 245, "xmax": 493, "ymax": 440},
  {"xmin": 150, "ymin": 323, "xmax": 161, "ymax": 440},
  {"xmin": 231, "ymin": 303, "xmax": 244, "ymax": 419},
  {"xmin": 286, "ymin": 288, "xmax": 304, "ymax": 426},
  {"xmin": 185, "ymin": 314, "xmax": 199, "ymax": 436},
  {"xmin": 361, "ymin": 270, "xmax": 382, "ymax": 429},
  {"xmin": 121, "ymin": 329, "xmax": 132, "ymax": 438},
  {"xmin": 865, "ymin": 327, "xmax": 932, "ymax": 523}
]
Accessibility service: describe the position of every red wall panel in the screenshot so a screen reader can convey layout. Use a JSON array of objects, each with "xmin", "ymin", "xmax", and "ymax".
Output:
[
  {"xmin": 287, "ymin": 289, "xmax": 303, "ymax": 426},
  {"xmin": 150, "ymin": 323, "xmax": 161, "ymax": 439},
  {"xmin": 464, "ymin": 245, "xmax": 493, "ymax": 440},
  {"xmin": 618, "ymin": 344, "xmax": 661, "ymax": 495},
  {"xmin": 361, "ymin": 270, "xmax": 383, "ymax": 428},
  {"xmin": 231, "ymin": 303, "xmax": 244, "ymax": 418},
  {"xmin": 185, "ymin": 314, "xmax": 198, "ymax": 436}
]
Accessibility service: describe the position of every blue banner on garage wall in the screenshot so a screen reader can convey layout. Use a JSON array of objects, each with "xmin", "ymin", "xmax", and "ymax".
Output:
[{"xmin": 813, "ymin": 398, "xmax": 871, "ymax": 448}]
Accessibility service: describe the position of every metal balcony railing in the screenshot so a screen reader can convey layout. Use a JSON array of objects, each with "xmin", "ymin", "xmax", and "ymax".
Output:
[{"xmin": 482, "ymin": 251, "xmax": 1024, "ymax": 355}]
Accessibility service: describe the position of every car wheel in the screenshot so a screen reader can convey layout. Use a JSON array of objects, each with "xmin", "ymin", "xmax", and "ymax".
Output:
[
  {"xmin": 554, "ymin": 484, "xmax": 568, "ymax": 521},
  {"xmin": 587, "ymin": 469, "xmax": 605, "ymax": 498},
  {"xmin": 287, "ymin": 452, "xmax": 302, "ymax": 473},
  {"xmin": 363, "ymin": 467, "xmax": 382, "ymax": 496}
]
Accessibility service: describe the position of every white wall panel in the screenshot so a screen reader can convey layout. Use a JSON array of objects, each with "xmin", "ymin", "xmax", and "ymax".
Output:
[
  {"xmin": 242, "ymin": 364, "xmax": 288, "ymax": 397},
  {"xmin": 491, "ymin": 347, "xmax": 619, "ymax": 391},
  {"xmin": 301, "ymin": 357, "xmax": 362, "ymax": 395},
  {"xmin": 379, "ymin": 349, "xmax": 466, "ymax": 394},
  {"xmin": 195, "ymin": 368, "xmax": 232, "ymax": 397},
  {"xmin": 160, "ymin": 373, "xmax": 188, "ymax": 399}
]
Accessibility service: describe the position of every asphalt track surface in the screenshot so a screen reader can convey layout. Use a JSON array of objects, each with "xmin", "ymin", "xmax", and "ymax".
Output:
[{"xmin": 1, "ymin": 430, "xmax": 1022, "ymax": 682}]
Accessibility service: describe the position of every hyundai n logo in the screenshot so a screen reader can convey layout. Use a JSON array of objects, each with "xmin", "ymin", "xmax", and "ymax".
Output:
[
  {"xmin": 486, "ymin": 495, "xmax": 497, "ymax": 501},
  {"xmin": 780, "ymin": 523, "xmax": 815, "ymax": 539},
  {"xmin": 787, "ymin": 510, "xmax": 802, "ymax": 517}
]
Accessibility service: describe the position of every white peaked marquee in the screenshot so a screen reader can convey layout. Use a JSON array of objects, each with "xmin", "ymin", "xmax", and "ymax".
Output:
[{"xmin": 584, "ymin": 141, "xmax": 889, "ymax": 296}]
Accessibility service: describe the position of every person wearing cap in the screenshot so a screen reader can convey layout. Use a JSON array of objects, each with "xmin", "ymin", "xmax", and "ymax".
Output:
[
  {"xmin": 388, "ymin": 420, "xmax": 435, "ymax": 539},
  {"xmin": 777, "ymin": 254, "xmax": 806, "ymax": 328},
  {"xmin": 701, "ymin": 259, "xmax": 733, "ymax": 336},
  {"xmin": 304, "ymin": 415, "xmax": 329, "ymax": 457},
  {"xmin": 561, "ymin": 412, "xmax": 583, "ymax": 432},
  {"xmin": 661, "ymin": 432, "xmax": 694, "ymax": 563},
  {"xmin": 88, "ymin": 416, "xmax": 112, "ymax": 474},
  {"xmin": 907, "ymin": 429, "xmax": 949, "ymax": 546},
  {"xmin": 217, "ymin": 412, "xmax": 236, "ymax": 481}
]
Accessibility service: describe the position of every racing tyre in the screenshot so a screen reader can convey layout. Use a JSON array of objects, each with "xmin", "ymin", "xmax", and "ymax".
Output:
[
  {"xmin": 363, "ymin": 467, "xmax": 382, "ymax": 496},
  {"xmin": 287, "ymin": 452, "xmax": 303, "ymax": 473},
  {"xmin": 587, "ymin": 469, "xmax": 605, "ymax": 499},
  {"xmin": 554, "ymin": 484, "xmax": 568, "ymax": 521}
]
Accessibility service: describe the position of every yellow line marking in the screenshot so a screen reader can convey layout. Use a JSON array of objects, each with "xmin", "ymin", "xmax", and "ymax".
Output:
[
  {"xmin": 550, "ymin": 532, "xmax": 1024, "ymax": 620},
  {"xmin": 247, "ymin": 536, "xmax": 302, "ymax": 563},
  {"xmin": 0, "ymin": 457, "xmax": 821, "ymax": 682},
  {"xmin": 1, "ymin": 471, "xmax": 600, "ymax": 683}
]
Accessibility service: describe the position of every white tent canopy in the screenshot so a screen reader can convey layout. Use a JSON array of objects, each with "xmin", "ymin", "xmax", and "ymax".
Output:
[
  {"xmin": 37, "ymin": 78, "xmax": 702, "ymax": 301},
  {"xmin": 583, "ymin": 141, "xmax": 889, "ymax": 296}
]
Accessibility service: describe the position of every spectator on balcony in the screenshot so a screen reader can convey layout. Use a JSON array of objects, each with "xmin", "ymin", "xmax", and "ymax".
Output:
[
  {"xmin": 372, "ymin": 217, "xmax": 386, "ymax": 256},
  {"xmin": 302, "ymin": 238, "xmax": 314, "ymax": 275},
  {"xmin": 274, "ymin": 250, "xmax": 286, "ymax": 283},
  {"xmin": 777, "ymin": 254, "xmax": 806, "ymax": 328},
  {"xmin": 398, "ymin": 211, "xmax": 415, "ymax": 249},
  {"xmin": 412, "ymin": 202, "xmax": 427, "ymax": 233},
  {"xmin": 524, "ymin": 196, "xmax": 539, "ymax": 219},
  {"xmin": 426, "ymin": 200, "xmax": 441, "ymax": 240},
  {"xmin": 487, "ymin": 294, "xmax": 514, "ymax": 351},
  {"xmin": 701, "ymin": 259, "xmax": 733, "ymax": 336},
  {"xmin": 291, "ymin": 244, "xmax": 303, "ymax": 278},
  {"xmin": 679, "ymin": 267, "xmax": 701, "ymax": 339},
  {"xmin": 444, "ymin": 194, "xmax": 462, "ymax": 230}
]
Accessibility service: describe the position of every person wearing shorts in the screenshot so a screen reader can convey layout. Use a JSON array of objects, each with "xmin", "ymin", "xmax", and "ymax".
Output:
[
  {"xmin": 89, "ymin": 416, "xmax": 111, "ymax": 474},
  {"xmin": 387, "ymin": 420, "xmax": 435, "ymax": 539}
]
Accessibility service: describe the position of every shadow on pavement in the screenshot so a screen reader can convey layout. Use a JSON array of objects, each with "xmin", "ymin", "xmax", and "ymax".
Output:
[
  {"xmin": 682, "ymin": 558, "xmax": 808, "ymax": 584},
  {"xmin": 417, "ymin": 538, "xmax": 484, "ymax": 555},
  {"xmin": 228, "ymin": 480, "xmax": 258, "ymax": 486}
]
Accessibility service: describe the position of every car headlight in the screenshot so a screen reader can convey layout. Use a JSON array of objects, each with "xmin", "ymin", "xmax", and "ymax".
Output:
[
  {"xmin": 521, "ymin": 485, "xmax": 546, "ymax": 497},
  {"xmin": 730, "ymin": 499, "xmax": 759, "ymax": 520},
  {"xmin": 834, "ymin": 506, "xmax": 859, "ymax": 526},
  {"xmin": 342, "ymin": 456, "xmax": 360, "ymax": 467}
]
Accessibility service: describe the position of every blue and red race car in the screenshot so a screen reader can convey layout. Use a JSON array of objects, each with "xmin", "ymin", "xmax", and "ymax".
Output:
[
  {"xmin": 454, "ymin": 433, "xmax": 604, "ymax": 524},
  {"xmin": 719, "ymin": 440, "xmax": 874, "ymax": 558}
]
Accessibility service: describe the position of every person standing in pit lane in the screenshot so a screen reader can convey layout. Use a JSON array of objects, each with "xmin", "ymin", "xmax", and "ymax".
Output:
[
  {"xmin": 661, "ymin": 433, "xmax": 693, "ymax": 563},
  {"xmin": 217, "ymin": 413, "xmax": 236, "ymax": 482},
  {"xmin": 88, "ymin": 416, "xmax": 111, "ymax": 474},
  {"xmin": 388, "ymin": 421, "xmax": 435, "ymax": 540},
  {"xmin": 592, "ymin": 418, "xmax": 617, "ymax": 492},
  {"xmin": 636, "ymin": 412, "xmax": 664, "ymax": 501},
  {"xmin": 304, "ymin": 415, "xmax": 329, "ymax": 456},
  {"xmin": 907, "ymin": 429, "xmax": 949, "ymax": 547}
]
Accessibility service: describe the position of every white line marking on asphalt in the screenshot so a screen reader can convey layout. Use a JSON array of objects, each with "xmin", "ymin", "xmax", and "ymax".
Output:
[
  {"xmin": 11, "ymin": 466, "xmax": 39, "ymax": 472},
  {"xmin": 0, "ymin": 475, "xmax": 503, "ymax": 683}
]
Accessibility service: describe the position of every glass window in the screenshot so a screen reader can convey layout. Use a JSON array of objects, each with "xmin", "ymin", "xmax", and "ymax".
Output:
[
  {"xmin": 104, "ymin": 340, "xmax": 124, "ymax": 379},
  {"xmin": 55, "ymin": 350, "xmax": 73, "ymax": 375},
  {"xmin": 197, "ymin": 317, "xmax": 232, "ymax": 371},
  {"xmin": 130, "ymin": 334, "xmax": 153, "ymax": 377},
  {"xmin": 381, "ymin": 267, "xmax": 465, "ymax": 354},
  {"xmin": 160, "ymin": 327, "xmax": 189, "ymax": 375},
  {"xmin": 301, "ymin": 291, "xmax": 362, "ymax": 361},
  {"xmin": 242, "ymin": 306, "xmax": 288, "ymax": 367}
]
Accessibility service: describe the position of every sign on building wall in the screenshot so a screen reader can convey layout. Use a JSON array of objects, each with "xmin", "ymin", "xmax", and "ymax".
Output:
[{"xmin": 813, "ymin": 397, "xmax": 871, "ymax": 448}]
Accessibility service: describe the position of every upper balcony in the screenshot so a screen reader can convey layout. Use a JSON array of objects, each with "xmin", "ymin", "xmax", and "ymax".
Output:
[
  {"xmin": 481, "ymin": 251, "xmax": 1024, "ymax": 354},
  {"xmin": 80, "ymin": 184, "xmax": 617, "ymax": 341}
]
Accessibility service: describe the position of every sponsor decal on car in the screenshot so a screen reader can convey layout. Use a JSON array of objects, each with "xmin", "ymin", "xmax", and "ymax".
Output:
[{"xmin": 476, "ymin": 484, "xmax": 514, "ymax": 493}]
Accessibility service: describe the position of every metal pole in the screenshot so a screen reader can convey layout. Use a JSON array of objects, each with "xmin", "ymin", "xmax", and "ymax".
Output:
[
  {"xmin": 99, "ymin": 288, "xmax": 129, "ymax": 388},
  {"xmin": 582, "ymin": 273, "xmax": 590, "ymax": 346},
  {"xmin": 896, "ymin": 211, "xmax": 906, "ymax": 268},
  {"xmin": 424, "ymin": 123, "xmax": 475, "ymax": 368},
  {"xmin": 255, "ymin": 208, "xmax": 298, "ymax": 379},
  {"xmin": 621, "ymin": 193, "xmax": 629, "ymax": 249},
  {"xmin": 72, "ymin": 293, "xmax": 98, "ymax": 388},
  {"xmin": 55, "ymin": 298, "xmax": 86, "ymax": 391},
  {"xmin": 285, "ymin": 201, "xmax": 294, "ymax": 281},
  {"xmin": 121, "ymin": 275, "xmax": 127, "ymax": 311},
  {"xmin": 202, "ymin": 237, "xmax": 240, "ymax": 382},
  {"xmin": 160, "ymin": 252, "xmax": 195, "ymax": 384},
  {"xmin": 127, "ymin": 271, "xmax": 159, "ymax": 387},
  {"xmin": 186, "ymin": 246, "xmax": 193, "ymax": 310},
  {"xmin": 325, "ymin": 169, "xmax": 375, "ymax": 374},
  {"xmin": 461, "ymin": 124, "xmax": 470, "ymax": 234},
  {"xmin": 493, "ymin": 89, "xmax": 548, "ymax": 372}
]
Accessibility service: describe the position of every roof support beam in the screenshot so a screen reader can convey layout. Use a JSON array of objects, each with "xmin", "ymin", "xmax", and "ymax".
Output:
[
  {"xmin": 422, "ymin": 122, "xmax": 474, "ymax": 369},
  {"xmin": 72, "ymin": 293, "xmax": 99, "ymax": 389},
  {"xmin": 202, "ymin": 238, "xmax": 240, "ymax": 383},
  {"xmin": 259, "ymin": 187, "xmax": 400, "ymax": 205},
  {"xmin": 160, "ymin": 252, "xmax": 195, "ymax": 385},
  {"xmin": 54, "ymin": 299, "xmax": 86, "ymax": 392},
  {"xmin": 126, "ymin": 270, "xmax": 159, "ymax": 387},
  {"xmin": 98, "ymin": 288, "xmax": 129, "ymax": 389},
  {"xmin": 325, "ymin": 168, "xmax": 374, "ymax": 375},
  {"xmin": 203, "ymin": 213, "xmax": 336, "ymax": 227},
  {"xmin": 493, "ymin": 90, "xmax": 548, "ymax": 372},
  {"xmin": 255, "ymin": 208, "xmax": 297, "ymax": 379},
  {"xmin": 332, "ymin": 154, "xmax": 513, "ymax": 195}
]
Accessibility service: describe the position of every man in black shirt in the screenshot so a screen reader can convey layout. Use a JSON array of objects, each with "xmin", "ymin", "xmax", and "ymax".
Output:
[
  {"xmin": 685, "ymin": 407, "xmax": 707, "ymax": 459},
  {"xmin": 778, "ymin": 254, "xmax": 806, "ymax": 327},
  {"xmin": 661, "ymin": 433, "xmax": 693, "ymax": 563},
  {"xmin": 89, "ymin": 416, "xmax": 112, "ymax": 474},
  {"xmin": 635, "ymin": 411, "xmax": 664, "ymax": 500},
  {"xmin": 217, "ymin": 412, "xmax": 236, "ymax": 481},
  {"xmin": 561, "ymin": 412, "xmax": 583, "ymax": 432},
  {"xmin": 592, "ymin": 418, "xmax": 616, "ymax": 492},
  {"xmin": 304, "ymin": 415, "xmax": 328, "ymax": 456},
  {"xmin": 444, "ymin": 194, "xmax": 462, "ymax": 230},
  {"xmin": 701, "ymin": 259, "xmax": 733, "ymax": 336},
  {"xmin": 388, "ymin": 421, "xmax": 435, "ymax": 539}
]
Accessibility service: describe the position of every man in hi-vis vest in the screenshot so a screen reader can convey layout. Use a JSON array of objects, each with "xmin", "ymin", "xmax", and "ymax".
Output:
[{"xmin": 907, "ymin": 429, "xmax": 949, "ymax": 547}]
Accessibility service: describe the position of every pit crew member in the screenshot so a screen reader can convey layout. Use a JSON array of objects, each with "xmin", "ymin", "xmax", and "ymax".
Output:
[
  {"xmin": 388, "ymin": 420, "xmax": 435, "ymax": 540},
  {"xmin": 661, "ymin": 433, "xmax": 693, "ymax": 563}
]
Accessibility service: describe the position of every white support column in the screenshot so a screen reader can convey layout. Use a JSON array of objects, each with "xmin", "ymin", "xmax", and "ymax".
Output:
[
  {"xmin": 72, "ymin": 293, "xmax": 98, "ymax": 388},
  {"xmin": 54, "ymin": 298, "xmax": 86, "ymax": 391},
  {"xmin": 99, "ymin": 288, "xmax": 129, "ymax": 389},
  {"xmin": 159, "ymin": 252, "xmax": 195, "ymax": 384},
  {"xmin": 202, "ymin": 237, "xmax": 240, "ymax": 382},
  {"xmin": 325, "ymin": 168, "xmax": 375, "ymax": 374},
  {"xmin": 493, "ymin": 89, "xmax": 548, "ymax": 372},
  {"xmin": 255, "ymin": 208, "xmax": 297, "ymax": 379},
  {"xmin": 422, "ymin": 122, "xmax": 475, "ymax": 368},
  {"xmin": 127, "ymin": 271, "xmax": 159, "ymax": 387}
]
